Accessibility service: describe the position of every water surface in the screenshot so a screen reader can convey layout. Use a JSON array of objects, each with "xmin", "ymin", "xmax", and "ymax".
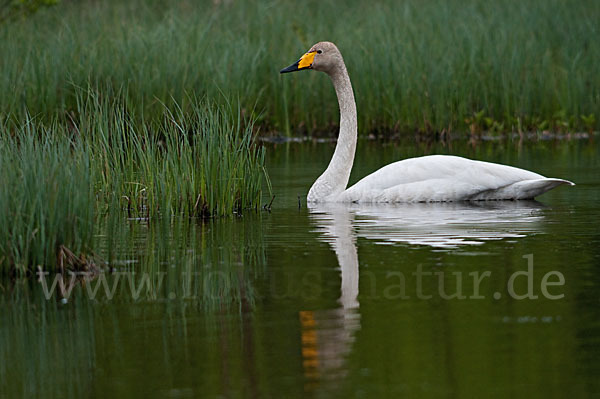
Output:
[{"xmin": 1, "ymin": 139, "xmax": 599, "ymax": 398}]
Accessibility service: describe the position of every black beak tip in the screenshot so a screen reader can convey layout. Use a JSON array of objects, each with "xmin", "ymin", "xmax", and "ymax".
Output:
[{"xmin": 280, "ymin": 62, "xmax": 299, "ymax": 74}]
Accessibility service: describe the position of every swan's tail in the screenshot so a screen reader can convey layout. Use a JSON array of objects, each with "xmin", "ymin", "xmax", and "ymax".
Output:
[
  {"xmin": 514, "ymin": 178, "xmax": 574, "ymax": 199},
  {"xmin": 471, "ymin": 178, "xmax": 574, "ymax": 200}
]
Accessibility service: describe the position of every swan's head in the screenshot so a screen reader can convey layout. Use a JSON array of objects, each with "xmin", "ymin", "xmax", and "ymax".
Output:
[{"xmin": 280, "ymin": 41, "xmax": 343, "ymax": 75}]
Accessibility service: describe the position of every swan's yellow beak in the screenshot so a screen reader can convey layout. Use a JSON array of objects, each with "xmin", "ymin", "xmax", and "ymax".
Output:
[{"xmin": 280, "ymin": 51, "xmax": 316, "ymax": 73}]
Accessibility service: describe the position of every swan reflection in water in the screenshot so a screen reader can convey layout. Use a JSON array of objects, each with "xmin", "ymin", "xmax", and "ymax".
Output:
[
  {"xmin": 338, "ymin": 200, "xmax": 546, "ymax": 249},
  {"xmin": 299, "ymin": 201, "xmax": 546, "ymax": 390}
]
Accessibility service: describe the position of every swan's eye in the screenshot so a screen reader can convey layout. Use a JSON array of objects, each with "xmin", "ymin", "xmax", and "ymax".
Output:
[{"xmin": 317, "ymin": 50, "xmax": 322, "ymax": 54}]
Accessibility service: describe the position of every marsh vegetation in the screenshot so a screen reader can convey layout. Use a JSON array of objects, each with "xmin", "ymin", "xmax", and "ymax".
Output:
[
  {"xmin": 0, "ymin": 91, "xmax": 266, "ymax": 274},
  {"xmin": 0, "ymin": 0, "xmax": 598, "ymax": 135}
]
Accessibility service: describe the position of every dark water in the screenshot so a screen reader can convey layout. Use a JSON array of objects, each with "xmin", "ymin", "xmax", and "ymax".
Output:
[{"xmin": 1, "ymin": 139, "xmax": 599, "ymax": 398}]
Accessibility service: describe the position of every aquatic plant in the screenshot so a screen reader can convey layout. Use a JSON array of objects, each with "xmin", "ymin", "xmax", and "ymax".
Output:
[
  {"xmin": 74, "ymin": 89, "xmax": 267, "ymax": 218},
  {"xmin": 0, "ymin": 118, "xmax": 95, "ymax": 275},
  {"xmin": 0, "ymin": 0, "xmax": 598, "ymax": 135},
  {"xmin": 0, "ymin": 92, "xmax": 267, "ymax": 275}
]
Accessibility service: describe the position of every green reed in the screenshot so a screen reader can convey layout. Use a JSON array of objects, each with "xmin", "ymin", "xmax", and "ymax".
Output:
[
  {"xmin": 0, "ymin": 0, "xmax": 598, "ymax": 135},
  {"xmin": 0, "ymin": 91, "xmax": 267, "ymax": 274},
  {"xmin": 0, "ymin": 118, "xmax": 95, "ymax": 275},
  {"xmin": 74, "ymin": 88, "xmax": 266, "ymax": 218}
]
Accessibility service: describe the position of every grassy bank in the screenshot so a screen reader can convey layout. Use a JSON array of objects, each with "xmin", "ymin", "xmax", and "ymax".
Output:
[
  {"xmin": 0, "ymin": 0, "xmax": 599, "ymax": 135},
  {"xmin": 0, "ymin": 92, "xmax": 266, "ymax": 275}
]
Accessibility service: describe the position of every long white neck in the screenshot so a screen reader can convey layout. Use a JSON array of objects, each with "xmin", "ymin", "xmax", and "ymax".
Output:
[{"xmin": 307, "ymin": 63, "xmax": 357, "ymax": 202}]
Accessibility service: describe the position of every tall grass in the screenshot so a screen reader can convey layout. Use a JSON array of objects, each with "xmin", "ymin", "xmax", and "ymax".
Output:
[
  {"xmin": 0, "ymin": 91, "xmax": 267, "ymax": 274},
  {"xmin": 74, "ymin": 89, "xmax": 266, "ymax": 217},
  {"xmin": 0, "ymin": 118, "xmax": 95, "ymax": 275},
  {"xmin": 0, "ymin": 0, "xmax": 598, "ymax": 135}
]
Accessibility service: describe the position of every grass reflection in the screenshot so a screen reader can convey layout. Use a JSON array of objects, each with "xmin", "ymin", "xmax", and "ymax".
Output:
[{"xmin": 97, "ymin": 215, "xmax": 267, "ymax": 309}]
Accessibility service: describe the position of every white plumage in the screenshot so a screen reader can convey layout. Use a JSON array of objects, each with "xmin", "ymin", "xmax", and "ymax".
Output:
[{"xmin": 340, "ymin": 155, "xmax": 572, "ymax": 202}]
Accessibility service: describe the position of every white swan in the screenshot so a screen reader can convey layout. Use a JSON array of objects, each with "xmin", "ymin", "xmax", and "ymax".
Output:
[{"xmin": 280, "ymin": 41, "xmax": 574, "ymax": 203}]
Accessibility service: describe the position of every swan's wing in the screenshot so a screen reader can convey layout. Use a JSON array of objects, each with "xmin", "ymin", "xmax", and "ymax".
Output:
[
  {"xmin": 467, "ymin": 178, "xmax": 574, "ymax": 200},
  {"xmin": 342, "ymin": 155, "xmax": 573, "ymax": 202},
  {"xmin": 350, "ymin": 155, "xmax": 545, "ymax": 189}
]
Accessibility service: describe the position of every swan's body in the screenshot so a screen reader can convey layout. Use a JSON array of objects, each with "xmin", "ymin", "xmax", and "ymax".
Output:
[
  {"xmin": 280, "ymin": 42, "xmax": 574, "ymax": 203},
  {"xmin": 338, "ymin": 155, "xmax": 570, "ymax": 202}
]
